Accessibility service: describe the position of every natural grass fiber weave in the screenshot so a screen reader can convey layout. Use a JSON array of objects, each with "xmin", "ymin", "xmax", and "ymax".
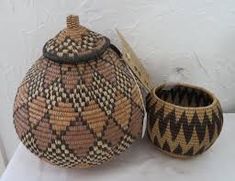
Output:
[
  {"xmin": 13, "ymin": 15, "xmax": 144, "ymax": 168},
  {"xmin": 146, "ymin": 83, "xmax": 223, "ymax": 158}
]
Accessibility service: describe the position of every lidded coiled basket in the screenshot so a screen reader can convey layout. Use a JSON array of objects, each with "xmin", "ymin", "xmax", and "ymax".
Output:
[
  {"xmin": 147, "ymin": 84, "xmax": 223, "ymax": 158},
  {"xmin": 13, "ymin": 15, "xmax": 144, "ymax": 168}
]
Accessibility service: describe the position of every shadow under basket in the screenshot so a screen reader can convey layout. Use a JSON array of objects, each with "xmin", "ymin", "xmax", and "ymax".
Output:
[{"xmin": 146, "ymin": 83, "xmax": 223, "ymax": 158}]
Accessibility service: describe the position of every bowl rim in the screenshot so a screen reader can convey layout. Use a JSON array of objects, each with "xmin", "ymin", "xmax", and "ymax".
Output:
[{"xmin": 152, "ymin": 83, "xmax": 218, "ymax": 110}]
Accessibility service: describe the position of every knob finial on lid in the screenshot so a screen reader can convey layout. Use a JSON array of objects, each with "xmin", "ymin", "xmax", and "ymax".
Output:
[
  {"xmin": 43, "ymin": 14, "xmax": 110, "ymax": 64},
  {"xmin": 66, "ymin": 15, "xmax": 80, "ymax": 29}
]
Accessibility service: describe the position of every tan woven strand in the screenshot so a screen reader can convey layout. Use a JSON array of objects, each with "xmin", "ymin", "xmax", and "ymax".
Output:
[{"xmin": 67, "ymin": 15, "xmax": 80, "ymax": 29}]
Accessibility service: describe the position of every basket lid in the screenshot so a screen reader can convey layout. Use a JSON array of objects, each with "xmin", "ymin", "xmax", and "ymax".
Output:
[{"xmin": 43, "ymin": 15, "xmax": 110, "ymax": 64}]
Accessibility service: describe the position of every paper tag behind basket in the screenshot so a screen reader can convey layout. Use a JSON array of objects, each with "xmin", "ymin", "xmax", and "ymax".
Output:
[
  {"xmin": 116, "ymin": 29, "xmax": 153, "ymax": 92},
  {"xmin": 116, "ymin": 29, "xmax": 153, "ymax": 138}
]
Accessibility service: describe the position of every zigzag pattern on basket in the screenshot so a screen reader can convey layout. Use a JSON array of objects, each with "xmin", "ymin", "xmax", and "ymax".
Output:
[
  {"xmin": 146, "ymin": 85, "xmax": 223, "ymax": 157},
  {"xmin": 156, "ymin": 85, "xmax": 214, "ymax": 107},
  {"xmin": 14, "ymin": 48, "xmax": 144, "ymax": 168}
]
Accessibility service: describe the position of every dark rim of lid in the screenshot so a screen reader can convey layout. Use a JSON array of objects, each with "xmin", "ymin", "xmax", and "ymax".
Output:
[{"xmin": 43, "ymin": 15, "xmax": 110, "ymax": 64}]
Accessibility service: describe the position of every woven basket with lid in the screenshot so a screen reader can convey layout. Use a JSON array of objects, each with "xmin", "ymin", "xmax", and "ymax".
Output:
[{"xmin": 13, "ymin": 15, "xmax": 145, "ymax": 168}]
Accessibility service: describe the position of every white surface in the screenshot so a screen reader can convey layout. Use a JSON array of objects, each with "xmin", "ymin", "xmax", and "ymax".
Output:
[
  {"xmin": 0, "ymin": 137, "xmax": 6, "ymax": 175},
  {"xmin": 0, "ymin": 150, "xmax": 5, "ymax": 176},
  {"xmin": 1, "ymin": 114, "xmax": 235, "ymax": 181},
  {"xmin": 1, "ymin": 0, "xmax": 235, "ymax": 162}
]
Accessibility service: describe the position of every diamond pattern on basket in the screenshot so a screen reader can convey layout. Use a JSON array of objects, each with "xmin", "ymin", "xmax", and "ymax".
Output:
[
  {"xmin": 90, "ymin": 71, "xmax": 116, "ymax": 116},
  {"xmin": 43, "ymin": 139, "xmax": 80, "ymax": 168},
  {"xmin": 81, "ymin": 140, "xmax": 113, "ymax": 165},
  {"xmin": 115, "ymin": 65, "xmax": 133, "ymax": 98},
  {"xmin": 14, "ymin": 15, "xmax": 144, "ymax": 168},
  {"xmin": 21, "ymin": 132, "xmax": 41, "ymax": 156}
]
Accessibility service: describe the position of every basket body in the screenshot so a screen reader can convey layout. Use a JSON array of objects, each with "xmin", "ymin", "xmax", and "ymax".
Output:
[
  {"xmin": 13, "ymin": 16, "xmax": 144, "ymax": 168},
  {"xmin": 146, "ymin": 84, "xmax": 223, "ymax": 158}
]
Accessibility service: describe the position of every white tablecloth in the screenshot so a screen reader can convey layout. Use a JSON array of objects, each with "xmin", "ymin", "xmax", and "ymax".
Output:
[{"xmin": 1, "ymin": 114, "xmax": 235, "ymax": 181}]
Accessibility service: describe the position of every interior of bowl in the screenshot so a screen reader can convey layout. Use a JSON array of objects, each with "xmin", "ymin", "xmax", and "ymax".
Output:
[{"xmin": 155, "ymin": 84, "xmax": 214, "ymax": 107}]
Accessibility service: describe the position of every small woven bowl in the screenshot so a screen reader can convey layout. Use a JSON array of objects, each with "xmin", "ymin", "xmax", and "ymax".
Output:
[{"xmin": 146, "ymin": 83, "xmax": 223, "ymax": 158}]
